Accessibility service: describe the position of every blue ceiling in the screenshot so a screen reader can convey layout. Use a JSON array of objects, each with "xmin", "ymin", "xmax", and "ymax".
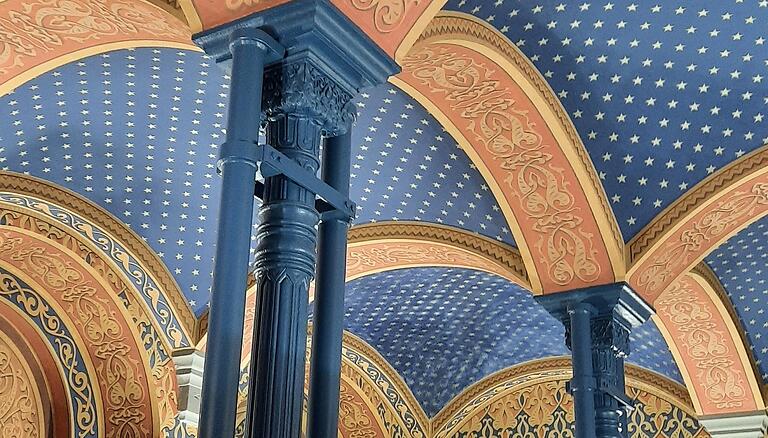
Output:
[
  {"xmin": 0, "ymin": 48, "xmax": 228, "ymax": 314},
  {"xmin": 350, "ymin": 86, "xmax": 513, "ymax": 245},
  {"xmin": 707, "ymin": 217, "xmax": 768, "ymax": 382},
  {"xmin": 341, "ymin": 267, "xmax": 680, "ymax": 417},
  {"xmin": 0, "ymin": 48, "xmax": 512, "ymax": 313},
  {"xmin": 446, "ymin": 0, "xmax": 768, "ymax": 240}
]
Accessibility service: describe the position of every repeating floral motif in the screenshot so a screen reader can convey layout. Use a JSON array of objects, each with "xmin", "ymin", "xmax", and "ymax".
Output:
[
  {"xmin": 0, "ymin": 230, "xmax": 152, "ymax": 437},
  {"xmin": 0, "ymin": 0, "xmax": 187, "ymax": 75},
  {"xmin": 655, "ymin": 276, "xmax": 750, "ymax": 412},
  {"xmin": 635, "ymin": 182, "xmax": 768, "ymax": 302},
  {"xmin": 0, "ymin": 264, "xmax": 97, "ymax": 437},
  {"xmin": 0, "ymin": 198, "xmax": 182, "ymax": 431},
  {"xmin": 402, "ymin": 44, "xmax": 602, "ymax": 290},
  {"xmin": 0, "ymin": 332, "xmax": 42, "ymax": 438},
  {"xmin": 444, "ymin": 371, "xmax": 706, "ymax": 437}
]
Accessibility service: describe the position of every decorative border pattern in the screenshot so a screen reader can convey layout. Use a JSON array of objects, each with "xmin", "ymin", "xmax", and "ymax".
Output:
[
  {"xmin": 394, "ymin": 12, "xmax": 623, "ymax": 294},
  {"xmin": 0, "ymin": 0, "xmax": 194, "ymax": 96},
  {"xmin": 629, "ymin": 171, "xmax": 768, "ymax": 304},
  {"xmin": 0, "ymin": 320, "xmax": 47, "ymax": 437},
  {"xmin": 0, "ymin": 264, "xmax": 99, "ymax": 438},
  {"xmin": 182, "ymin": 0, "xmax": 442, "ymax": 59},
  {"xmin": 0, "ymin": 171, "xmax": 195, "ymax": 347},
  {"xmin": 628, "ymin": 146, "xmax": 768, "ymax": 304},
  {"xmin": 0, "ymin": 228, "xmax": 157, "ymax": 437},
  {"xmin": 431, "ymin": 357, "xmax": 705, "ymax": 437},
  {"xmin": 654, "ymin": 273, "xmax": 763, "ymax": 415},
  {"xmin": 629, "ymin": 147, "xmax": 768, "ymax": 264},
  {"xmin": 348, "ymin": 221, "xmax": 527, "ymax": 284},
  {"xmin": 342, "ymin": 331, "xmax": 430, "ymax": 437}
]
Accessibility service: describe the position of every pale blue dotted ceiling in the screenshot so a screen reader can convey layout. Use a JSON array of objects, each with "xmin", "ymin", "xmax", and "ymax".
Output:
[{"xmin": 341, "ymin": 267, "xmax": 681, "ymax": 417}]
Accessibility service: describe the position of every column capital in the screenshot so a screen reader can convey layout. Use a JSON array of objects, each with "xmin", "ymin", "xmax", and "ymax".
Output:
[
  {"xmin": 536, "ymin": 282, "xmax": 653, "ymax": 335},
  {"xmin": 700, "ymin": 411, "xmax": 768, "ymax": 438},
  {"xmin": 536, "ymin": 283, "xmax": 653, "ymax": 437},
  {"xmin": 194, "ymin": 1, "xmax": 398, "ymax": 91}
]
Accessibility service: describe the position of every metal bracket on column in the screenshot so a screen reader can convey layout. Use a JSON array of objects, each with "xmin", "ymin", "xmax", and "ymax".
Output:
[
  {"xmin": 598, "ymin": 381, "xmax": 635, "ymax": 411},
  {"xmin": 223, "ymin": 140, "xmax": 356, "ymax": 220}
]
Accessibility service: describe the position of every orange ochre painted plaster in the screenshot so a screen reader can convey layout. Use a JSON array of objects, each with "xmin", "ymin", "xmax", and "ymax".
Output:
[
  {"xmin": 338, "ymin": 378, "xmax": 386, "ymax": 437},
  {"xmin": 191, "ymin": 0, "xmax": 433, "ymax": 58},
  {"xmin": 0, "ymin": 0, "xmax": 192, "ymax": 93},
  {"xmin": 630, "ymin": 172, "xmax": 768, "ymax": 304},
  {"xmin": 0, "ymin": 228, "xmax": 157, "ymax": 437},
  {"xmin": 654, "ymin": 275, "xmax": 759, "ymax": 415},
  {"xmin": 399, "ymin": 42, "xmax": 615, "ymax": 294},
  {"xmin": 0, "ymin": 302, "xmax": 70, "ymax": 437}
]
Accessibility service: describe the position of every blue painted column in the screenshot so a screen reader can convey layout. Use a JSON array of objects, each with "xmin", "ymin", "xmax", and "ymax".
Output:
[
  {"xmin": 194, "ymin": 2, "xmax": 398, "ymax": 436},
  {"xmin": 537, "ymin": 283, "xmax": 652, "ymax": 438},
  {"xmin": 197, "ymin": 29, "xmax": 283, "ymax": 438},
  {"xmin": 306, "ymin": 128, "xmax": 353, "ymax": 438}
]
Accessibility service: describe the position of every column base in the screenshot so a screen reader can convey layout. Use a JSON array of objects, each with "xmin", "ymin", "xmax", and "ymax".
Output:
[{"xmin": 700, "ymin": 411, "xmax": 768, "ymax": 438}]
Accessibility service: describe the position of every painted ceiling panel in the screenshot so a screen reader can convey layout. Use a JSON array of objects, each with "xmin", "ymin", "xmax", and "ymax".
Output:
[
  {"xmin": 350, "ymin": 86, "xmax": 514, "ymax": 245},
  {"xmin": 445, "ymin": 0, "xmax": 768, "ymax": 240},
  {"xmin": 0, "ymin": 48, "xmax": 513, "ymax": 313},
  {"xmin": 0, "ymin": 48, "xmax": 228, "ymax": 314},
  {"xmin": 341, "ymin": 267, "xmax": 681, "ymax": 417},
  {"xmin": 707, "ymin": 217, "xmax": 768, "ymax": 382}
]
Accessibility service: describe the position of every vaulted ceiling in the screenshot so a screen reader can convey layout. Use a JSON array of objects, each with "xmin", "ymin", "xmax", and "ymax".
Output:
[{"xmin": 0, "ymin": 0, "xmax": 767, "ymax": 425}]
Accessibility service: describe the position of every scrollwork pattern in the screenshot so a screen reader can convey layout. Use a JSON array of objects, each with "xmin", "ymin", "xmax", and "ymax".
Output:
[
  {"xmin": 447, "ymin": 374, "xmax": 705, "ymax": 437},
  {"xmin": 0, "ymin": 231, "xmax": 151, "ymax": 437},
  {"xmin": 0, "ymin": 333, "xmax": 43, "ymax": 438},
  {"xmin": 635, "ymin": 183, "xmax": 768, "ymax": 301},
  {"xmin": 655, "ymin": 278, "xmax": 748, "ymax": 410},
  {"xmin": 0, "ymin": 0, "xmax": 187, "ymax": 75},
  {"xmin": 348, "ymin": 0, "xmax": 417, "ymax": 33},
  {"xmin": 0, "ymin": 193, "xmax": 190, "ymax": 349},
  {"xmin": 0, "ymin": 263, "xmax": 97, "ymax": 437},
  {"xmin": 402, "ymin": 45, "xmax": 601, "ymax": 288}
]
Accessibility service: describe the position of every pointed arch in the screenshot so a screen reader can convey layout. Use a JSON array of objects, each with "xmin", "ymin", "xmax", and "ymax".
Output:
[{"xmin": 392, "ymin": 12, "xmax": 623, "ymax": 294}]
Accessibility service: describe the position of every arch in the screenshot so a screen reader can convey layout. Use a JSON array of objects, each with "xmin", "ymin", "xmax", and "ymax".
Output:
[
  {"xmin": 393, "ymin": 12, "xmax": 623, "ymax": 294},
  {"xmin": 431, "ymin": 357, "xmax": 708, "ymax": 437},
  {"xmin": 652, "ymin": 269, "xmax": 764, "ymax": 416},
  {"xmin": 628, "ymin": 145, "xmax": 768, "ymax": 304},
  {"xmin": 0, "ymin": 171, "xmax": 196, "ymax": 348},
  {"xmin": 177, "ymin": 0, "xmax": 445, "ymax": 60},
  {"xmin": 0, "ymin": 227, "xmax": 160, "ymax": 436},
  {"xmin": 195, "ymin": 221, "xmax": 528, "ymax": 352},
  {"xmin": 0, "ymin": 0, "xmax": 195, "ymax": 97}
]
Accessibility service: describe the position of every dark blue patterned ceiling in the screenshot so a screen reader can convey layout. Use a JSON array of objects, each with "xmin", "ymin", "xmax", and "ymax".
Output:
[
  {"xmin": 350, "ymin": 86, "xmax": 513, "ymax": 244},
  {"xmin": 707, "ymin": 217, "xmax": 768, "ymax": 382},
  {"xmin": 0, "ymin": 48, "xmax": 512, "ymax": 313},
  {"xmin": 342, "ymin": 267, "xmax": 680, "ymax": 417},
  {"xmin": 446, "ymin": 0, "xmax": 768, "ymax": 240},
  {"xmin": 0, "ymin": 48, "xmax": 228, "ymax": 314}
]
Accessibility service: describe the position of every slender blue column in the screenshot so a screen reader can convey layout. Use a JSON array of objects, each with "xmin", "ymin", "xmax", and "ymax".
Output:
[
  {"xmin": 536, "ymin": 283, "xmax": 652, "ymax": 438},
  {"xmin": 193, "ymin": 3, "xmax": 399, "ymax": 437},
  {"xmin": 198, "ymin": 30, "xmax": 283, "ymax": 438},
  {"xmin": 569, "ymin": 303, "xmax": 597, "ymax": 438},
  {"xmin": 306, "ymin": 129, "xmax": 353, "ymax": 438}
]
